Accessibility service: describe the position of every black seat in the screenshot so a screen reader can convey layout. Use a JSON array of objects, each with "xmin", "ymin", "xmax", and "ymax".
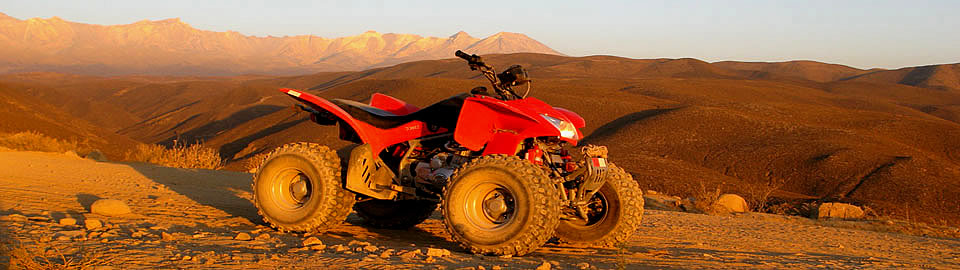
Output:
[{"xmin": 331, "ymin": 93, "xmax": 469, "ymax": 130}]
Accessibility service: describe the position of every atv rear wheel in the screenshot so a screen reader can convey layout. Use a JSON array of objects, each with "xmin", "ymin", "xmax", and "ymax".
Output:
[
  {"xmin": 555, "ymin": 164, "xmax": 644, "ymax": 247},
  {"xmin": 442, "ymin": 155, "xmax": 560, "ymax": 256},
  {"xmin": 354, "ymin": 199, "xmax": 438, "ymax": 229},
  {"xmin": 253, "ymin": 143, "xmax": 355, "ymax": 232}
]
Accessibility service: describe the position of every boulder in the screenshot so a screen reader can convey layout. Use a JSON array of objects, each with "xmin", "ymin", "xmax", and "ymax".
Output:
[
  {"xmin": 90, "ymin": 199, "xmax": 132, "ymax": 216},
  {"xmin": 815, "ymin": 203, "xmax": 865, "ymax": 219},
  {"xmin": 715, "ymin": 194, "xmax": 749, "ymax": 213}
]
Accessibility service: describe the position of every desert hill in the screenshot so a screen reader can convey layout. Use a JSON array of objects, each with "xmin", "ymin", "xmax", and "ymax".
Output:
[
  {"xmin": 844, "ymin": 63, "xmax": 960, "ymax": 91},
  {"xmin": 713, "ymin": 60, "xmax": 871, "ymax": 83},
  {"xmin": 0, "ymin": 12, "xmax": 560, "ymax": 76},
  {"xmin": 1, "ymin": 53, "xmax": 959, "ymax": 226},
  {"xmin": 0, "ymin": 80, "xmax": 140, "ymax": 158}
]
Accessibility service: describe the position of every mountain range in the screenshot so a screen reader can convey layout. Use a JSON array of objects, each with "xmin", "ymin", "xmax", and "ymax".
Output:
[{"xmin": 0, "ymin": 12, "xmax": 561, "ymax": 75}]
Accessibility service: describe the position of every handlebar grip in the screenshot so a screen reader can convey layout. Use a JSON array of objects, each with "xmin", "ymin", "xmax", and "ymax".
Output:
[
  {"xmin": 455, "ymin": 50, "xmax": 482, "ymax": 63},
  {"xmin": 455, "ymin": 50, "xmax": 471, "ymax": 60}
]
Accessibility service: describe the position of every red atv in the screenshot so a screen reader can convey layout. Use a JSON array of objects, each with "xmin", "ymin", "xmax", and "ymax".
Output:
[{"xmin": 253, "ymin": 50, "xmax": 644, "ymax": 256}]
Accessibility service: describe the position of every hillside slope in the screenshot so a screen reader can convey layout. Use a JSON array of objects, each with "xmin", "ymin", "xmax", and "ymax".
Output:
[
  {"xmin": 0, "ymin": 81, "xmax": 140, "ymax": 158},
  {"xmin": 845, "ymin": 63, "xmax": 960, "ymax": 91}
]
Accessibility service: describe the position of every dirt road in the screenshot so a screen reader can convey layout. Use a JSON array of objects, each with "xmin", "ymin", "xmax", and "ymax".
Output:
[{"xmin": 1, "ymin": 150, "xmax": 958, "ymax": 269}]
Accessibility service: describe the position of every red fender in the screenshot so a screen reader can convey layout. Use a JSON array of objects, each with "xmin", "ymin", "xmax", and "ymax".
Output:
[
  {"xmin": 280, "ymin": 88, "xmax": 371, "ymax": 140},
  {"xmin": 279, "ymin": 88, "xmax": 440, "ymax": 156},
  {"xmin": 454, "ymin": 96, "xmax": 579, "ymax": 155}
]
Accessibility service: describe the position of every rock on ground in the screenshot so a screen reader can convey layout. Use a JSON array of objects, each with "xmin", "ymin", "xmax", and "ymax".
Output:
[
  {"xmin": 84, "ymin": 219, "xmax": 103, "ymax": 230},
  {"xmin": 426, "ymin": 248, "xmax": 450, "ymax": 257},
  {"xmin": 161, "ymin": 232, "xmax": 175, "ymax": 241},
  {"xmin": 234, "ymin": 232, "xmax": 252, "ymax": 241},
  {"xmin": 59, "ymin": 217, "xmax": 77, "ymax": 226},
  {"xmin": 302, "ymin": 237, "xmax": 323, "ymax": 246},
  {"xmin": 91, "ymin": 199, "xmax": 132, "ymax": 216},
  {"xmin": 716, "ymin": 194, "xmax": 749, "ymax": 213},
  {"xmin": 815, "ymin": 202, "xmax": 865, "ymax": 219}
]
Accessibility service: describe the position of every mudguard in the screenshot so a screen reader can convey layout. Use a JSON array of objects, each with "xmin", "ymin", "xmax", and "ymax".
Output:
[
  {"xmin": 279, "ymin": 88, "xmax": 438, "ymax": 157},
  {"xmin": 454, "ymin": 96, "xmax": 583, "ymax": 155}
]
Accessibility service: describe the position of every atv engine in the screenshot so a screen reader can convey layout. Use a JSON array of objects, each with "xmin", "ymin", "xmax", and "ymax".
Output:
[{"xmin": 413, "ymin": 143, "xmax": 472, "ymax": 193}]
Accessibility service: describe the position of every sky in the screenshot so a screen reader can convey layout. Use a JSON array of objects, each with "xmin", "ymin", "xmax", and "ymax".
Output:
[{"xmin": 3, "ymin": 0, "xmax": 958, "ymax": 69}]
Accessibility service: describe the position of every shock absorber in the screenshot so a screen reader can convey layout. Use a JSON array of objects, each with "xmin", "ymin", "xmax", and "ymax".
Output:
[
  {"xmin": 524, "ymin": 142, "xmax": 543, "ymax": 165},
  {"xmin": 560, "ymin": 149, "xmax": 577, "ymax": 172}
]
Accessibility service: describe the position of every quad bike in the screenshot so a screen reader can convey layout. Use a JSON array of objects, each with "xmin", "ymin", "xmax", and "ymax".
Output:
[{"xmin": 253, "ymin": 50, "xmax": 644, "ymax": 256}]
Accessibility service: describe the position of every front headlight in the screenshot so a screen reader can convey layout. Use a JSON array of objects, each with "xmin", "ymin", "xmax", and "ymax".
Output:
[{"xmin": 540, "ymin": 114, "xmax": 578, "ymax": 139}]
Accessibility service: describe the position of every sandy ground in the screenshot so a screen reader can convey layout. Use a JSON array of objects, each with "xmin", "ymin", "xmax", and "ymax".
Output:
[{"xmin": 1, "ymin": 150, "xmax": 959, "ymax": 269}]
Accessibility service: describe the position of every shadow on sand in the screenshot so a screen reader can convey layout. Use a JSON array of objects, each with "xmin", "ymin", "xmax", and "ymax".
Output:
[
  {"xmin": 123, "ymin": 161, "xmax": 457, "ymax": 248},
  {"xmin": 126, "ymin": 162, "xmax": 260, "ymax": 224}
]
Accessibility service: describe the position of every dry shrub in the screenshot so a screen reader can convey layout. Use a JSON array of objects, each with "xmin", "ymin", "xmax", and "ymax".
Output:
[
  {"xmin": 690, "ymin": 181, "xmax": 726, "ymax": 215},
  {"xmin": 1, "ymin": 236, "xmax": 112, "ymax": 270},
  {"xmin": 741, "ymin": 177, "xmax": 785, "ymax": 212},
  {"xmin": 0, "ymin": 131, "xmax": 86, "ymax": 154},
  {"xmin": 126, "ymin": 141, "xmax": 223, "ymax": 169}
]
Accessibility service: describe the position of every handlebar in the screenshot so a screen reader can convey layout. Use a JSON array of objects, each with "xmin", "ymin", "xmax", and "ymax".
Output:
[
  {"xmin": 454, "ymin": 50, "xmax": 524, "ymax": 100},
  {"xmin": 455, "ymin": 50, "xmax": 480, "ymax": 63}
]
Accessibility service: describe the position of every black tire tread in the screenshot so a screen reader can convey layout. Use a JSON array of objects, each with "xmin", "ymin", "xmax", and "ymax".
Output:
[
  {"xmin": 442, "ymin": 154, "xmax": 561, "ymax": 256},
  {"xmin": 252, "ymin": 142, "xmax": 355, "ymax": 233}
]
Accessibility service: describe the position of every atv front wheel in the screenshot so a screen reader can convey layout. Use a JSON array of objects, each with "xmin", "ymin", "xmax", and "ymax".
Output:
[
  {"xmin": 354, "ymin": 199, "xmax": 438, "ymax": 229},
  {"xmin": 442, "ymin": 155, "xmax": 560, "ymax": 256},
  {"xmin": 252, "ymin": 143, "xmax": 355, "ymax": 232},
  {"xmin": 555, "ymin": 164, "xmax": 644, "ymax": 247}
]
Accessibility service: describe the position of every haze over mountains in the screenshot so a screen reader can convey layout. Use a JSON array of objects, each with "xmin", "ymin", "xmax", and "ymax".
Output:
[{"xmin": 0, "ymin": 12, "xmax": 560, "ymax": 76}]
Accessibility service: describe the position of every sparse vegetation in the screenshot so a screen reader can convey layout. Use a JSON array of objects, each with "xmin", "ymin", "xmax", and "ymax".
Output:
[
  {"xmin": 0, "ymin": 131, "xmax": 88, "ymax": 154},
  {"xmin": 1, "ymin": 234, "xmax": 113, "ymax": 270},
  {"xmin": 690, "ymin": 181, "xmax": 725, "ymax": 215},
  {"xmin": 126, "ymin": 141, "xmax": 223, "ymax": 170},
  {"xmin": 741, "ymin": 177, "xmax": 786, "ymax": 212}
]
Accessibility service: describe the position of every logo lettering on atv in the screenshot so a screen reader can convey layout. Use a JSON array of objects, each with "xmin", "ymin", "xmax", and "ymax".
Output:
[
  {"xmin": 405, "ymin": 125, "xmax": 420, "ymax": 131},
  {"xmin": 286, "ymin": 90, "xmax": 301, "ymax": 97}
]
